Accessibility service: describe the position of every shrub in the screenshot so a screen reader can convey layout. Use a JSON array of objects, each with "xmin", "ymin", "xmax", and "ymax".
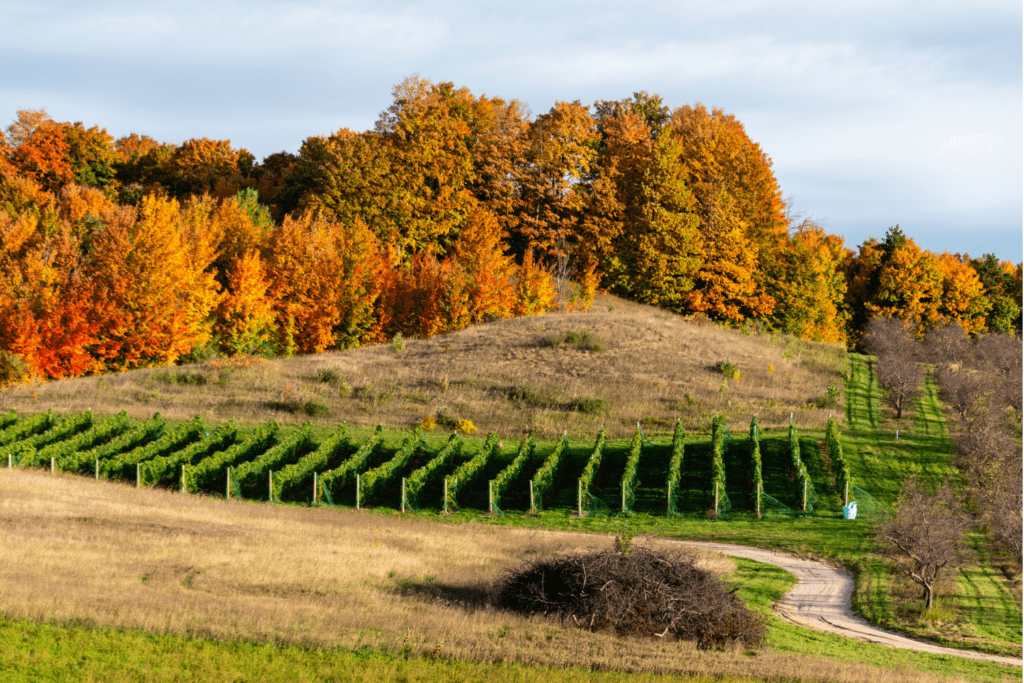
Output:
[
  {"xmin": 391, "ymin": 333, "xmax": 405, "ymax": 353},
  {"xmin": 455, "ymin": 418, "xmax": 478, "ymax": 434},
  {"xmin": 567, "ymin": 396, "xmax": 606, "ymax": 414},
  {"xmin": 716, "ymin": 359, "xmax": 741, "ymax": 380},
  {"xmin": 494, "ymin": 541, "xmax": 766, "ymax": 649},
  {"xmin": 420, "ymin": 415, "xmax": 437, "ymax": 431},
  {"xmin": 316, "ymin": 369, "xmax": 341, "ymax": 385},
  {"xmin": 547, "ymin": 329, "xmax": 604, "ymax": 351}
]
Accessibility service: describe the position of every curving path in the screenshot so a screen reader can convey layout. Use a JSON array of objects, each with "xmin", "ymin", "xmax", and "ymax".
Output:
[{"xmin": 671, "ymin": 540, "xmax": 1022, "ymax": 667}]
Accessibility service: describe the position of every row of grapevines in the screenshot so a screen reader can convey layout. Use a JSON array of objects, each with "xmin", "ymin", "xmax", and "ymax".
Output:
[
  {"xmin": 0, "ymin": 410, "xmax": 54, "ymax": 450},
  {"xmin": 489, "ymin": 434, "xmax": 534, "ymax": 515},
  {"xmin": 183, "ymin": 421, "xmax": 278, "ymax": 494},
  {"xmin": 26, "ymin": 412, "xmax": 131, "ymax": 469},
  {"xmin": 749, "ymin": 415, "xmax": 763, "ymax": 518},
  {"xmin": 825, "ymin": 416, "xmax": 852, "ymax": 504},
  {"xmin": 139, "ymin": 421, "xmax": 238, "ymax": 488},
  {"xmin": 64, "ymin": 414, "xmax": 165, "ymax": 475},
  {"xmin": 710, "ymin": 415, "xmax": 732, "ymax": 514},
  {"xmin": 271, "ymin": 423, "xmax": 349, "ymax": 502},
  {"xmin": 231, "ymin": 423, "xmax": 312, "ymax": 499},
  {"xmin": 359, "ymin": 427, "xmax": 424, "ymax": 507},
  {"xmin": 577, "ymin": 428, "xmax": 606, "ymax": 516},
  {"xmin": 101, "ymin": 417, "xmax": 205, "ymax": 481},
  {"xmin": 12, "ymin": 411, "xmax": 93, "ymax": 465},
  {"xmin": 317, "ymin": 425, "xmax": 385, "ymax": 505},
  {"xmin": 788, "ymin": 419, "xmax": 816, "ymax": 512},
  {"xmin": 0, "ymin": 409, "xmax": 16, "ymax": 432},
  {"xmin": 405, "ymin": 433, "xmax": 461, "ymax": 512},
  {"xmin": 666, "ymin": 421, "xmax": 686, "ymax": 516},
  {"xmin": 529, "ymin": 433, "xmax": 570, "ymax": 513},
  {"xmin": 620, "ymin": 425, "xmax": 643, "ymax": 513},
  {"xmin": 446, "ymin": 433, "xmax": 499, "ymax": 512}
]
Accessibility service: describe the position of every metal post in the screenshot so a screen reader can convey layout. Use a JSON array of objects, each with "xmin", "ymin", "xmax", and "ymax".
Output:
[
  {"xmin": 895, "ymin": 429, "xmax": 899, "ymax": 441},
  {"xmin": 356, "ymin": 474, "xmax": 361, "ymax": 509},
  {"xmin": 226, "ymin": 468, "xmax": 231, "ymax": 500},
  {"xmin": 181, "ymin": 465, "xmax": 185, "ymax": 493},
  {"xmin": 269, "ymin": 471, "xmax": 273, "ymax": 503},
  {"xmin": 96, "ymin": 459, "xmax": 99, "ymax": 479},
  {"xmin": 7, "ymin": 454, "xmax": 11, "ymax": 468},
  {"xmin": 529, "ymin": 480, "xmax": 534, "ymax": 514},
  {"xmin": 401, "ymin": 477, "xmax": 407, "ymax": 513},
  {"xmin": 844, "ymin": 480, "xmax": 849, "ymax": 507},
  {"xmin": 802, "ymin": 478, "xmax": 807, "ymax": 512},
  {"xmin": 313, "ymin": 472, "xmax": 318, "ymax": 504},
  {"xmin": 714, "ymin": 481, "xmax": 719, "ymax": 515},
  {"xmin": 136, "ymin": 463, "xmax": 140, "ymax": 488},
  {"xmin": 443, "ymin": 477, "xmax": 449, "ymax": 514},
  {"xmin": 621, "ymin": 481, "xmax": 626, "ymax": 512},
  {"xmin": 51, "ymin": 457, "xmax": 55, "ymax": 474},
  {"xmin": 577, "ymin": 480, "xmax": 583, "ymax": 517},
  {"xmin": 489, "ymin": 480, "xmax": 494, "ymax": 515}
]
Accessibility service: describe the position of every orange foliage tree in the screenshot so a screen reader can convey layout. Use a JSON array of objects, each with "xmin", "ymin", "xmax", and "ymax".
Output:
[{"xmin": 264, "ymin": 212, "xmax": 388, "ymax": 354}]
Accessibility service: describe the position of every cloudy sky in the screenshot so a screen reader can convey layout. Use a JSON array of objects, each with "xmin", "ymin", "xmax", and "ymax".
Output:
[{"xmin": 4, "ymin": 0, "xmax": 1021, "ymax": 260}]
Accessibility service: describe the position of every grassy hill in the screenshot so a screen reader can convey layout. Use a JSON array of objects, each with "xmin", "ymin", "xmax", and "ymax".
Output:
[
  {"xmin": 0, "ymin": 294, "xmax": 846, "ymax": 440},
  {"xmin": 0, "ymin": 296, "xmax": 1019, "ymax": 682}
]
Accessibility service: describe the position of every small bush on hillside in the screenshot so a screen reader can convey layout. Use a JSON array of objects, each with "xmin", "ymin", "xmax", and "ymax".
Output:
[
  {"xmin": 391, "ymin": 333, "xmax": 405, "ymax": 353},
  {"xmin": 493, "ymin": 541, "xmax": 766, "ymax": 649},
  {"xmin": 567, "ymin": 396, "xmax": 607, "ymax": 414},
  {"xmin": 316, "ymin": 369, "xmax": 341, "ymax": 385},
  {"xmin": 547, "ymin": 329, "xmax": 604, "ymax": 351},
  {"xmin": 715, "ymin": 359, "xmax": 741, "ymax": 380}
]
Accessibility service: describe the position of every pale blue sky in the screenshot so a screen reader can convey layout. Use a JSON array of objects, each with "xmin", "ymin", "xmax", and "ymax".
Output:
[{"xmin": 4, "ymin": 0, "xmax": 1021, "ymax": 260}]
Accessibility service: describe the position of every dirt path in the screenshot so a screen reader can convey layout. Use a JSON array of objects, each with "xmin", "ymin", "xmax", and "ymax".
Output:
[{"xmin": 672, "ymin": 540, "xmax": 1022, "ymax": 667}]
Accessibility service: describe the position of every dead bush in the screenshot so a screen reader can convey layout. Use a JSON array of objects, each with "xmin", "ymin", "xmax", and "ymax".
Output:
[{"xmin": 492, "ymin": 541, "xmax": 766, "ymax": 649}]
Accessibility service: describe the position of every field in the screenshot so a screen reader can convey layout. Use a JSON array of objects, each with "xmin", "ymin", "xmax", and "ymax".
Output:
[{"xmin": 0, "ymin": 298, "xmax": 1019, "ymax": 682}]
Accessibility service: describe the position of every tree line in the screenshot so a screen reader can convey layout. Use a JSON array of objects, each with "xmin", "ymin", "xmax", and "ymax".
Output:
[{"xmin": 1, "ymin": 77, "xmax": 1020, "ymax": 384}]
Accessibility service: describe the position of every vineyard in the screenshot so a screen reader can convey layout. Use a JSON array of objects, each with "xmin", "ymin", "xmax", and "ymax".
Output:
[{"xmin": 1, "ymin": 406, "xmax": 860, "ymax": 519}]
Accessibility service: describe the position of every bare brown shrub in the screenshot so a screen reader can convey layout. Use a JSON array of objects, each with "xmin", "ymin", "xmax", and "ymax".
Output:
[{"xmin": 493, "ymin": 540, "xmax": 767, "ymax": 649}]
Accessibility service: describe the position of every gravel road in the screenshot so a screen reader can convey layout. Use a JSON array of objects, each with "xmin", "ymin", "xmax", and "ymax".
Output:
[{"xmin": 672, "ymin": 540, "xmax": 1022, "ymax": 667}]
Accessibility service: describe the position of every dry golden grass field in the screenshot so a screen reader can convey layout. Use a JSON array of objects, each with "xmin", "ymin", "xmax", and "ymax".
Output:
[
  {"xmin": 0, "ymin": 467, "xmax": 983, "ymax": 683},
  {"xmin": 0, "ymin": 294, "xmax": 847, "ymax": 439}
]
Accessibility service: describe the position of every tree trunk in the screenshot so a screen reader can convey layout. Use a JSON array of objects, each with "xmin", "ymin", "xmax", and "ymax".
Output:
[{"xmin": 923, "ymin": 583, "xmax": 934, "ymax": 609}]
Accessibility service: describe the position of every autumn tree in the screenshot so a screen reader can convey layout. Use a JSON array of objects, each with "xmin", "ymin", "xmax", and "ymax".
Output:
[
  {"xmin": 264, "ymin": 212, "xmax": 388, "ymax": 354},
  {"xmin": 876, "ymin": 477, "xmax": 973, "ymax": 609},
  {"xmin": 593, "ymin": 103, "xmax": 702, "ymax": 310},
  {"xmin": 769, "ymin": 221, "xmax": 850, "ymax": 343},
  {"xmin": 452, "ymin": 204, "xmax": 515, "ymax": 323},
  {"xmin": 970, "ymin": 253, "xmax": 1022, "ymax": 334},
  {"xmin": 668, "ymin": 103, "xmax": 787, "ymax": 320},
  {"xmin": 845, "ymin": 226, "xmax": 945, "ymax": 345},
  {"xmin": 214, "ymin": 250, "xmax": 277, "ymax": 356},
  {"xmin": 513, "ymin": 100, "xmax": 598, "ymax": 268},
  {"xmin": 85, "ymin": 196, "xmax": 222, "ymax": 369}
]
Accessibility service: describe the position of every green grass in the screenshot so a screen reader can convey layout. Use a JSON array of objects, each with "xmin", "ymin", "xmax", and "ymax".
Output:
[
  {"xmin": 0, "ymin": 617, "xmax": 760, "ymax": 683},
  {"xmin": 728, "ymin": 558, "xmax": 1018, "ymax": 683}
]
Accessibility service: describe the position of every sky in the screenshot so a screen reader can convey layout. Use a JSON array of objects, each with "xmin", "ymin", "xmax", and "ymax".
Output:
[{"xmin": 3, "ymin": 0, "xmax": 1021, "ymax": 261}]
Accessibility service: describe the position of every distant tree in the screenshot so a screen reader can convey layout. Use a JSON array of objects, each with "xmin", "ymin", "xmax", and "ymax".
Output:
[
  {"xmin": 861, "ymin": 316, "xmax": 923, "ymax": 419},
  {"xmin": 876, "ymin": 477, "xmax": 973, "ymax": 609}
]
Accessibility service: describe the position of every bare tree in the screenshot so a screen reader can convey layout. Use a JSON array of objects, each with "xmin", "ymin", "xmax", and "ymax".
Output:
[
  {"xmin": 862, "ymin": 317, "xmax": 924, "ymax": 419},
  {"xmin": 876, "ymin": 478, "xmax": 974, "ymax": 609},
  {"xmin": 934, "ymin": 366, "xmax": 984, "ymax": 419},
  {"xmin": 922, "ymin": 322, "xmax": 969, "ymax": 370}
]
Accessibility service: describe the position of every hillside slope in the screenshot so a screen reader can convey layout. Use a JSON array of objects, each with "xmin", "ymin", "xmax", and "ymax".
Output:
[{"xmin": 0, "ymin": 294, "xmax": 846, "ymax": 439}]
